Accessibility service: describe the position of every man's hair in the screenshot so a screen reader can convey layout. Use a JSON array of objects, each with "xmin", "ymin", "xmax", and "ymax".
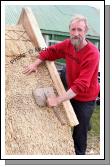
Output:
[{"xmin": 69, "ymin": 14, "xmax": 89, "ymax": 32}]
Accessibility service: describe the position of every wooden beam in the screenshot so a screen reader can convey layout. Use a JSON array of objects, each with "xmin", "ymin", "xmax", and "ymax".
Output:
[{"xmin": 18, "ymin": 8, "xmax": 79, "ymax": 127}]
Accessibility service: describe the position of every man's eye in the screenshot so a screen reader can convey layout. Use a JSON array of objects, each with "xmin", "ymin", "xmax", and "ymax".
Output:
[{"xmin": 78, "ymin": 29, "xmax": 82, "ymax": 32}]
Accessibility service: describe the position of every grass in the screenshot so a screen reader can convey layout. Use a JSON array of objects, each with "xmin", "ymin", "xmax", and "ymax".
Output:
[
  {"xmin": 87, "ymin": 105, "xmax": 100, "ymax": 154},
  {"xmin": 88, "ymin": 105, "xmax": 100, "ymax": 136}
]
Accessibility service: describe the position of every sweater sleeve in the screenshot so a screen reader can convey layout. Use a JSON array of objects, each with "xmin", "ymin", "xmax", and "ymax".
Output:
[
  {"xmin": 70, "ymin": 51, "xmax": 100, "ymax": 94},
  {"xmin": 38, "ymin": 40, "xmax": 67, "ymax": 61}
]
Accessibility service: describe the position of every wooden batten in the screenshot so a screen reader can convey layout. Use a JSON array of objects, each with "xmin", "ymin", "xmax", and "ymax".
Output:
[{"xmin": 18, "ymin": 8, "xmax": 79, "ymax": 127}]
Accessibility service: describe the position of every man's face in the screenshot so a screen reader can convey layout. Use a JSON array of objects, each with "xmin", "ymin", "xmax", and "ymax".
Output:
[{"xmin": 69, "ymin": 20, "xmax": 87, "ymax": 47}]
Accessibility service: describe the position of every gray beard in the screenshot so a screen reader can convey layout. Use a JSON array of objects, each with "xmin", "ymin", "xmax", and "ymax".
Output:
[
  {"xmin": 71, "ymin": 39, "xmax": 80, "ymax": 47},
  {"xmin": 70, "ymin": 36, "xmax": 83, "ymax": 48}
]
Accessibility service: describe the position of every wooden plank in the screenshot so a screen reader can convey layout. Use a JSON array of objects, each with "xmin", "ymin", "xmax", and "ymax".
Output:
[{"xmin": 18, "ymin": 8, "xmax": 79, "ymax": 127}]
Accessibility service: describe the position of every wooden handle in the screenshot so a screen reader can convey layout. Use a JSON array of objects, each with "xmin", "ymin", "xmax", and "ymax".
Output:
[{"xmin": 53, "ymin": 107, "xmax": 66, "ymax": 126}]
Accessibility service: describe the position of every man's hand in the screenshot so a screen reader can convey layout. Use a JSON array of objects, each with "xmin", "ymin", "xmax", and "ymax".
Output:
[
  {"xmin": 47, "ymin": 96, "xmax": 61, "ymax": 107},
  {"xmin": 22, "ymin": 63, "xmax": 38, "ymax": 75},
  {"xmin": 47, "ymin": 88, "xmax": 77, "ymax": 107},
  {"xmin": 22, "ymin": 58, "xmax": 43, "ymax": 75}
]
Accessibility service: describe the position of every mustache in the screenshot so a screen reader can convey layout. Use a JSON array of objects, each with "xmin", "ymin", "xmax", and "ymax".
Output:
[{"xmin": 70, "ymin": 35, "xmax": 80, "ymax": 39}]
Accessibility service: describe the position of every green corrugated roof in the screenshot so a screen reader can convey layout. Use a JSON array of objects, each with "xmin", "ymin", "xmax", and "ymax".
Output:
[{"xmin": 5, "ymin": 5, "xmax": 100, "ymax": 38}]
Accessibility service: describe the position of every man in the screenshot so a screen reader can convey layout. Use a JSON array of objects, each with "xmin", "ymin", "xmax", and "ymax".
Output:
[{"xmin": 23, "ymin": 15, "xmax": 100, "ymax": 155}]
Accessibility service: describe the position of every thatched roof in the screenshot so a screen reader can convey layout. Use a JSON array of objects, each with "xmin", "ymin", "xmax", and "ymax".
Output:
[{"xmin": 5, "ymin": 9, "xmax": 78, "ymax": 154}]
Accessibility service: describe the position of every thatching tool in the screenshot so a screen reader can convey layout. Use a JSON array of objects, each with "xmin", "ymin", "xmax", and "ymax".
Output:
[{"xmin": 32, "ymin": 87, "xmax": 66, "ymax": 125}]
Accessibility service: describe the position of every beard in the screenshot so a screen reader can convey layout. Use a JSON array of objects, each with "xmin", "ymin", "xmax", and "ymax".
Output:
[{"xmin": 70, "ymin": 35, "xmax": 83, "ymax": 48}]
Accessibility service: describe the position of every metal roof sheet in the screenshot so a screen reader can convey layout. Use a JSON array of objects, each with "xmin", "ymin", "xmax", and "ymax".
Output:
[{"xmin": 5, "ymin": 5, "xmax": 100, "ymax": 37}]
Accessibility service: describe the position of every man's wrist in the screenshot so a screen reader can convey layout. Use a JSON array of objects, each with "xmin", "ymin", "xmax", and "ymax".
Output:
[
  {"xmin": 57, "ymin": 89, "xmax": 76, "ymax": 105},
  {"xmin": 35, "ymin": 58, "xmax": 43, "ymax": 66},
  {"xmin": 66, "ymin": 88, "xmax": 76, "ymax": 99}
]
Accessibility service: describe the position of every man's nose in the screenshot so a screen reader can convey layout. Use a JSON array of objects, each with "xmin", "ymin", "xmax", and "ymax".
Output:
[{"xmin": 73, "ymin": 30, "xmax": 79, "ymax": 36}]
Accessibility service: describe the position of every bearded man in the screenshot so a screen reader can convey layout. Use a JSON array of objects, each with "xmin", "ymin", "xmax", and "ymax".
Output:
[{"xmin": 23, "ymin": 15, "xmax": 100, "ymax": 155}]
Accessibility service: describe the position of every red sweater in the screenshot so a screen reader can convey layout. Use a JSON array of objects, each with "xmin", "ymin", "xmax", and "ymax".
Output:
[{"xmin": 39, "ymin": 39, "xmax": 100, "ymax": 101}]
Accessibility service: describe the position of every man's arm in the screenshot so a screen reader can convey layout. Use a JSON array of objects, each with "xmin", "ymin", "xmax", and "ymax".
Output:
[
  {"xmin": 47, "ymin": 88, "xmax": 77, "ymax": 107},
  {"xmin": 23, "ymin": 40, "xmax": 68, "ymax": 75}
]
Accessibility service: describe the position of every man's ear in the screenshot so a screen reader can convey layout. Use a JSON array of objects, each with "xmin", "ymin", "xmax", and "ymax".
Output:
[
  {"xmin": 84, "ymin": 29, "xmax": 88, "ymax": 35},
  {"xmin": 85, "ymin": 26, "xmax": 89, "ymax": 34}
]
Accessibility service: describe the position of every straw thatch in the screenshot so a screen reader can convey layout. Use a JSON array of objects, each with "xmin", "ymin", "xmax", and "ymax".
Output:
[{"xmin": 5, "ymin": 25, "xmax": 75, "ymax": 155}]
